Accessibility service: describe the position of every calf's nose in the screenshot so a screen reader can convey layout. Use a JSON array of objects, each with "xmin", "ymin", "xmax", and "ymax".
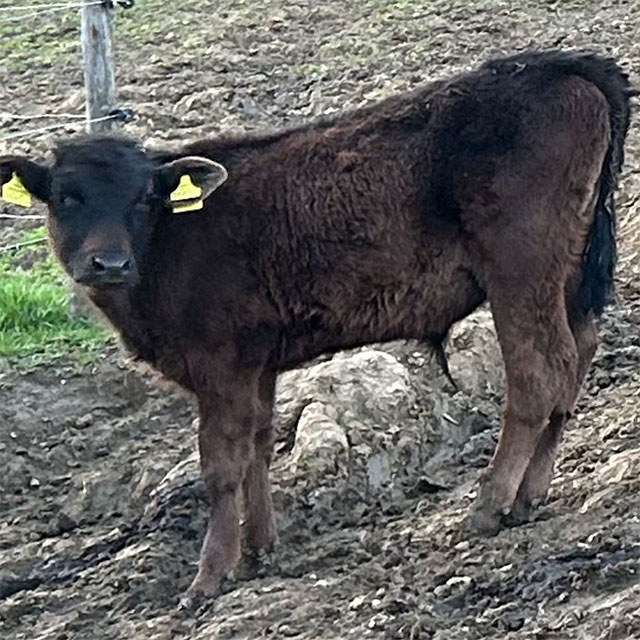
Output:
[
  {"xmin": 92, "ymin": 254, "xmax": 133, "ymax": 274},
  {"xmin": 87, "ymin": 252, "xmax": 136, "ymax": 284}
]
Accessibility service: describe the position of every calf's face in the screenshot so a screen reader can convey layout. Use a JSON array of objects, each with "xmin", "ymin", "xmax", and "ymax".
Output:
[{"xmin": 0, "ymin": 137, "xmax": 227, "ymax": 288}]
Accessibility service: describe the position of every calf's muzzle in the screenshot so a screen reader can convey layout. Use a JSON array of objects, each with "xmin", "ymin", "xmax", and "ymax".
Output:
[{"xmin": 75, "ymin": 250, "xmax": 137, "ymax": 286}]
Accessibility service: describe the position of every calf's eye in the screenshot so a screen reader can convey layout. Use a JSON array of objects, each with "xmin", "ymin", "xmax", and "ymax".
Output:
[{"xmin": 57, "ymin": 193, "xmax": 82, "ymax": 208}]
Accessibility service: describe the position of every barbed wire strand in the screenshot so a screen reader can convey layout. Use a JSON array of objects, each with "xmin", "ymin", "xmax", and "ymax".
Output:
[
  {"xmin": 0, "ymin": 1, "xmax": 104, "ymax": 23},
  {"xmin": 0, "ymin": 113, "xmax": 120, "ymax": 143}
]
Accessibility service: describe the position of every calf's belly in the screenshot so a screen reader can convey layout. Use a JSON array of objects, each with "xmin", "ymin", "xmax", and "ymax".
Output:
[{"xmin": 278, "ymin": 260, "xmax": 486, "ymax": 368}]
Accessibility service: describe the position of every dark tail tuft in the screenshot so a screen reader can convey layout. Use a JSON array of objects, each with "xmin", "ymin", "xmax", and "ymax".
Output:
[{"xmin": 580, "ymin": 187, "xmax": 617, "ymax": 315}]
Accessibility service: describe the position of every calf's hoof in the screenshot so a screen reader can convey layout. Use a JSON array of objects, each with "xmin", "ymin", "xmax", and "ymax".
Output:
[
  {"xmin": 242, "ymin": 522, "xmax": 278, "ymax": 556},
  {"xmin": 179, "ymin": 569, "xmax": 229, "ymax": 609},
  {"xmin": 460, "ymin": 505, "xmax": 503, "ymax": 539},
  {"xmin": 178, "ymin": 591, "xmax": 207, "ymax": 612},
  {"xmin": 504, "ymin": 497, "xmax": 542, "ymax": 527}
]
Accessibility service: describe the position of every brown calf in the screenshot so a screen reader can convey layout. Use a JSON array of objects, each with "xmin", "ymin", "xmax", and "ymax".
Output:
[{"xmin": 0, "ymin": 50, "xmax": 631, "ymax": 599}]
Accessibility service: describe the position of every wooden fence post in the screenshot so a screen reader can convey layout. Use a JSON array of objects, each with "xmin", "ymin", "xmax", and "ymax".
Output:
[
  {"xmin": 81, "ymin": 0, "xmax": 117, "ymax": 133},
  {"xmin": 68, "ymin": 0, "xmax": 118, "ymax": 319}
]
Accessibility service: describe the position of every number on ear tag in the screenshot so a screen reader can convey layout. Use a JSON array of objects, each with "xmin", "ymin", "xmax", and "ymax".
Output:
[
  {"xmin": 1, "ymin": 172, "xmax": 31, "ymax": 207},
  {"xmin": 169, "ymin": 175, "xmax": 203, "ymax": 213}
]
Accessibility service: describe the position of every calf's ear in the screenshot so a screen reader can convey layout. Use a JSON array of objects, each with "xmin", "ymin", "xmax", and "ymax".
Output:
[
  {"xmin": 154, "ymin": 156, "xmax": 228, "ymax": 205},
  {"xmin": 0, "ymin": 156, "xmax": 51, "ymax": 205}
]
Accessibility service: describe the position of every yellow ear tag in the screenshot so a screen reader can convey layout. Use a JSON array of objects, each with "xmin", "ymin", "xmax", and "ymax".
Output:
[
  {"xmin": 169, "ymin": 174, "xmax": 203, "ymax": 213},
  {"xmin": 1, "ymin": 172, "xmax": 31, "ymax": 207}
]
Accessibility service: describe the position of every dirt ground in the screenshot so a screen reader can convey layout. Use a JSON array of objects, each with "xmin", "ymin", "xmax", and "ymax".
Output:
[{"xmin": 1, "ymin": 1, "xmax": 640, "ymax": 638}]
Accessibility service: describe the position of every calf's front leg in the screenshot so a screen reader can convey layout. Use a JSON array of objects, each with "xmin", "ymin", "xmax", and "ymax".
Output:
[
  {"xmin": 243, "ymin": 371, "xmax": 277, "ymax": 553},
  {"xmin": 185, "ymin": 366, "xmax": 262, "ymax": 599}
]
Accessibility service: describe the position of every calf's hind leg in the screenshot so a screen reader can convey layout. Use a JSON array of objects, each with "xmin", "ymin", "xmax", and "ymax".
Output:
[
  {"xmin": 466, "ymin": 272, "xmax": 578, "ymax": 535},
  {"xmin": 509, "ymin": 311, "xmax": 597, "ymax": 523}
]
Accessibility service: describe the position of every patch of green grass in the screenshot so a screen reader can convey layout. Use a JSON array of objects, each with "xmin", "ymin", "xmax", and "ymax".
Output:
[{"xmin": 0, "ymin": 227, "xmax": 113, "ymax": 369}]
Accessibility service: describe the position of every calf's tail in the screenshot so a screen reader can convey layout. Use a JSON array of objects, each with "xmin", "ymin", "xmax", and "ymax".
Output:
[{"xmin": 569, "ymin": 54, "xmax": 633, "ymax": 315}]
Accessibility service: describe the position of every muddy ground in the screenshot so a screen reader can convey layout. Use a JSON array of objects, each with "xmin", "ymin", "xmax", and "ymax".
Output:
[{"xmin": 1, "ymin": 0, "xmax": 640, "ymax": 638}]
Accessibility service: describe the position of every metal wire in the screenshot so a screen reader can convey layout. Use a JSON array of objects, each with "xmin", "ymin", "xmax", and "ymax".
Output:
[
  {"xmin": 0, "ymin": 214, "xmax": 46, "ymax": 220},
  {"xmin": 0, "ymin": 2, "xmax": 97, "ymax": 11},
  {"xmin": 1, "ymin": 111, "xmax": 87, "ymax": 121},
  {"xmin": 0, "ymin": 113, "xmax": 120, "ymax": 142},
  {"xmin": 0, "ymin": 1, "xmax": 104, "ymax": 23},
  {"xmin": 0, "ymin": 237, "xmax": 48, "ymax": 254}
]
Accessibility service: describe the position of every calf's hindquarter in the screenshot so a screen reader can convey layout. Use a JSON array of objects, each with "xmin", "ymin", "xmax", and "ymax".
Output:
[{"xmin": 455, "ymin": 77, "xmax": 612, "ymax": 529}]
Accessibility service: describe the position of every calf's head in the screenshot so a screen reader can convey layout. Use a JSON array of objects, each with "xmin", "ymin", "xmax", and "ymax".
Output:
[{"xmin": 0, "ymin": 136, "xmax": 227, "ymax": 287}]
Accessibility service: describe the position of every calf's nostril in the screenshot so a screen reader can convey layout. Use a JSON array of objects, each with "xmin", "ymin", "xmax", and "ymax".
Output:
[
  {"xmin": 121, "ymin": 260, "xmax": 132, "ymax": 273},
  {"xmin": 92, "ymin": 256, "xmax": 106, "ymax": 272}
]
